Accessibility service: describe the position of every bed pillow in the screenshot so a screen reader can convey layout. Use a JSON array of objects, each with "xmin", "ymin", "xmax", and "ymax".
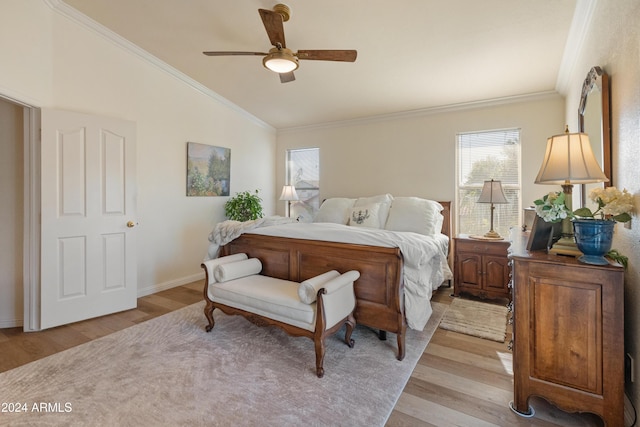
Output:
[
  {"xmin": 348, "ymin": 203, "xmax": 382, "ymax": 228},
  {"xmin": 354, "ymin": 194, "xmax": 393, "ymax": 228},
  {"xmin": 384, "ymin": 197, "xmax": 444, "ymax": 235},
  {"xmin": 313, "ymin": 198, "xmax": 356, "ymax": 224}
]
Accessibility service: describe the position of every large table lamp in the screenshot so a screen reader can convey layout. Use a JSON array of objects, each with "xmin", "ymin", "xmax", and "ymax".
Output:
[
  {"xmin": 534, "ymin": 126, "xmax": 608, "ymax": 255},
  {"xmin": 279, "ymin": 185, "xmax": 299, "ymax": 217},
  {"xmin": 477, "ymin": 179, "xmax": 508, "ymax": 239}
]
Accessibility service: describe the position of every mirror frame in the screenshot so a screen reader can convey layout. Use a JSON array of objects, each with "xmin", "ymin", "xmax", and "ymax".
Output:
[{"xmin": 578, "ymin": 65, "xmax": 611, "ymax": 187}]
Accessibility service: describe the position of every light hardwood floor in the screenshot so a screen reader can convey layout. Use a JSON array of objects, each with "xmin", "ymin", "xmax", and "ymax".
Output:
[{"xmin": 0, "ymin": 283, "xmax": 605, "ymax": 426}]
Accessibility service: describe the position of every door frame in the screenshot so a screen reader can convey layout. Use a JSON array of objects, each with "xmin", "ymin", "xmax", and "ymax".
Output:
[
  {"xmin": 0, "ymin": 92, "xmax": 40, "ymax": 331},
  {"xmin": 22, "ymin": 101, "xmax": 41, "ymax": 331}
]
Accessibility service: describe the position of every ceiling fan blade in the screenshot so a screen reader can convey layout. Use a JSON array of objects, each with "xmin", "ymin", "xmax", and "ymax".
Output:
[
  {"xmin": 296, "ymin": 50, "xmax": 357, "ymax": 62},
  {"xmin": 203, "ymin": 51, "xmax": 267, "ymax": 57},
  {"xmin": 259, "ymin": 8, "xmax": 286, "ymax": 48},
  {"xmin": 279, "ymin": 72, "xmax": 295, "ymax": 83}
]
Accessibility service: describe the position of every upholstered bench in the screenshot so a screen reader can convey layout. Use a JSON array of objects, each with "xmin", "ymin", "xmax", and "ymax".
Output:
[{"xmin": 201, "ymin": 253, "xmax": 359, "ymax": 377}]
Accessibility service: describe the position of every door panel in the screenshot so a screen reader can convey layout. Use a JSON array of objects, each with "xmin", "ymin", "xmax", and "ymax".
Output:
[{"xmin": 40, "ymin": 109, "xmax": 137, "ymax": 329}]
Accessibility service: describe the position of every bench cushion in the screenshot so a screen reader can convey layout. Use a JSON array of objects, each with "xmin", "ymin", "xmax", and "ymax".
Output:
[{"xmin": 209, "ymin": 275, "xmax": 317, "ymax": 332}]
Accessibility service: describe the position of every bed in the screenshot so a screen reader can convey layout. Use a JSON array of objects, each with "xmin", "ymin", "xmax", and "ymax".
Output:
[{"xmin": 209, "ymin": 195, "xmax": 452, "ymax": 360}]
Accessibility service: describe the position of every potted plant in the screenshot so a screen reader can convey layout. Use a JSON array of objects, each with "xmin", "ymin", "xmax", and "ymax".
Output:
[
  {"xmin": 571, "ymin": 187, "xmax": 633, "ymax": 265},
  {"xmin": 224, "ymin": 189, "xmax": 264, "ymax": 222}
]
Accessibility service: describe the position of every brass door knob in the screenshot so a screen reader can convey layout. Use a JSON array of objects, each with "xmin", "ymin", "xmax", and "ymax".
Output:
[{"xmin": 126, "ymin": 221, "xmax": 136, "ymax": 228}]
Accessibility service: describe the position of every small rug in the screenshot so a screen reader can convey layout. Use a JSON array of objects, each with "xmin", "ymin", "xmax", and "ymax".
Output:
[
  {"xmin": 0, "ymin": 300, "xmax": 445, "ymax": 426},
  {"xmin": 439, "ymin": 298, "xmax": 509, "ymax": 342}
]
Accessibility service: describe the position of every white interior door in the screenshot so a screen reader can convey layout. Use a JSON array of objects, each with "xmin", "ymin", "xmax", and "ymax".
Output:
[{"xmin": 40, "ymin": 109, "xmax": 137, "ymax": 329}]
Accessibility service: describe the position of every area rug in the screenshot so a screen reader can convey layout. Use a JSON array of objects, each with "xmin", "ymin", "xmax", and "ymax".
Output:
[
  {"xmin": 438, "ymin": 298, "xmax": 509, "ymax": 342},
  {"xmin": 0, "ymin": 300, "xmax": 445, "ymax": 426}
]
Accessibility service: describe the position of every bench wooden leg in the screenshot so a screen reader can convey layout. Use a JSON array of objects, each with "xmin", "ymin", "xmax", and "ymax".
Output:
[
  {"xmin": 204, "ymin": 302, "xmax": 215, "ymax": 332},
  {"xmin": 345, "ymin": 313, "xmax": 356, "ymax": 348}
]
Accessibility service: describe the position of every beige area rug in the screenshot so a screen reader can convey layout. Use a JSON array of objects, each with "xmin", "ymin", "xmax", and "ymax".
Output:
[
  {"xmin": 0, "ymin": 300, "xmax": 445, "ymax": 426},
  {"xmin": 439, "ymin": 298, "xmax": 509, "ymax": 342}
]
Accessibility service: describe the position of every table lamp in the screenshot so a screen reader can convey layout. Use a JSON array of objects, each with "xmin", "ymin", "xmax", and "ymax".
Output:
[
  {"xmin": 477, "ymin": 179, "xmax": 508, "ymax": 239},
  {"xmin": 534, "ymin": 126, "xmax": 608, "ymax": 255},
  {"xmin": 279, "ymin": 185, "xmax": 299, "ymax": 217}
]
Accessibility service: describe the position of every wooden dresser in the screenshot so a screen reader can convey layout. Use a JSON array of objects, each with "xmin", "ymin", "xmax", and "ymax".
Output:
[
  {"xmin": 453, "ymin": 235, "xmax": 510, "ymax": 299},
  {"xmin": 509, "ymin": 231, "xmax": 625, "ymax": 426}
]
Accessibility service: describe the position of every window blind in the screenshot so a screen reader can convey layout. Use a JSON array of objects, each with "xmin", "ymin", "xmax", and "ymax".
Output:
[{"xmin": 457, "ymin": 129, "xmax": 521, "ymax": 237}]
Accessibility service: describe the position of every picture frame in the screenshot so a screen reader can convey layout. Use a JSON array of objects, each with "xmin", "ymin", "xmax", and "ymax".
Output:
[
  {"xmin": 186, "ymin": 142, "xmax": 230, "ymax": 197},
  {"xmin": 526, "ymin": 215, "xmax": 562, "ymax": 252}
]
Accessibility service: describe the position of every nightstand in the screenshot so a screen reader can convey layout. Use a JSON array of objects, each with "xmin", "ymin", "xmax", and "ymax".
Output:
[{"xmin": 453, "ymin": 235, "xmax": 510, "ymax": 300}]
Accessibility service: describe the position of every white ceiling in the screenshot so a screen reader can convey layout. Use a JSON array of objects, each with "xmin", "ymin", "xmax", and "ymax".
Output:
[{"xmin": 60, "ymin": 0, "xmax": 578, "ymax": 129}]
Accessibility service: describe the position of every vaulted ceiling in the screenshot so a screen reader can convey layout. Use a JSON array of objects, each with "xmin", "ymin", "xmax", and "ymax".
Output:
[{"xmin": 61, "ymin": 0, "xmax": 578, "ymax": 129}]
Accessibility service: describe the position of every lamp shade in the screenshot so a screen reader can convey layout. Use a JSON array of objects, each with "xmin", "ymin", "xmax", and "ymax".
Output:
[
  {"xmin": 535, "ymin": 128, "xmax": 609, "ymax": 185},
  {"xmin": 477, "ymin": 179, "xmax": 508, "ymax": 204},
  {"xmin": 279, "ymin": 185, "xmax": 299, "ymax": 201}
]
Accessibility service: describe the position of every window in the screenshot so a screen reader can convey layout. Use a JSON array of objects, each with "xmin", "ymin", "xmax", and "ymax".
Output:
[
  {"xmin": 286, "ymin": 148, "xmax": 319, "ymax": 221},
  {"xmin": 456, "ymin": 129, "xmax": 521, "ymax": 237}
]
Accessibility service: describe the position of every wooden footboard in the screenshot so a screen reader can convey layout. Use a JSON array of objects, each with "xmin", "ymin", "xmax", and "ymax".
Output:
[{"xmin": 220, "ymin": 234, "xmax": 407, "ymax": 359}]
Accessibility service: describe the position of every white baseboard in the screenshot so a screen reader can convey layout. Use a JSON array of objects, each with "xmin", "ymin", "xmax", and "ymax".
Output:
[
  {"xmin": 0, "ymin": 318, "xmax": 23, "ymax": 328},
  {"xmin": 1, "ymin": 274, "xmax": 204, "ymax": 331},
  {"xmin": 137, "ymin": 272, "xmax": 204, "ymax": 298}
]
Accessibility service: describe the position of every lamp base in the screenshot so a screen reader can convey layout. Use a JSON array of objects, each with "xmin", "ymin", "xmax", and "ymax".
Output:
[
  {"xmin": 549, "ymin": 236, "xmax": 583, "ymax": 257},
  {"xmin": 469, "ymin": 234, "xmax": 504, "ymax": 241},
  {"xmin": 483, "ymin": 230, "xmax": 503, "ymax": 239}
]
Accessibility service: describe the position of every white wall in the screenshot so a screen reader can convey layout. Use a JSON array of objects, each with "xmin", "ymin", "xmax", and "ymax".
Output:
[
  {"xmin": 562, "ymin": 0, "xmax": 640, "ymax": 405},
  {"xmin": 0, "ymin": 1, "xmax": 276, "ymax": 326},
  {"xmin": 276, "ymin": 94, "xmax": 565, "ymax": 233}
]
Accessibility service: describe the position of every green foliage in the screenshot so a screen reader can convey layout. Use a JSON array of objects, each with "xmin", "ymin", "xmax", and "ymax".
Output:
[
  {"xmin": 208, "ymin": 150, "xmax": 230, "ymax": 184},
  {"xmin": 533, "ymin": 192, "xmax": 573, "ymax": 223},
  {"xmin": 225, "ymin": 190, "xmax": 264, "ymax": 222},
  {"xmin": 606, "ymin": 249, "xmax": 628, "ymax": 270}
]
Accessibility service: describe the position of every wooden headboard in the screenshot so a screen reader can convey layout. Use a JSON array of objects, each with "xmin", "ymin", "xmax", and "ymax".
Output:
[{"xmin": 438, "ymin": 201, "xmax": 451, "ymax": 239}]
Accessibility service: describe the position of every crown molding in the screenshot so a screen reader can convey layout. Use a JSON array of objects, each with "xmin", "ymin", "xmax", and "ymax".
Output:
[
  {"xmin": 277, "ymin": 91, "xmax": 562, "ymax": 134},
  {"xmin": 555, "ymin": 0, "xmax": 598, "ymax": 95},
  {"xmin": 43, "ymin": 0, "xmax": 273, "ymax": 131}
]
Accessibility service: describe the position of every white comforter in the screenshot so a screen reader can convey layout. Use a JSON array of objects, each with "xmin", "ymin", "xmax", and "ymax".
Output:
[{"xmin": 207, "ymin": 219, "xmax": 453, "ymax": 331}]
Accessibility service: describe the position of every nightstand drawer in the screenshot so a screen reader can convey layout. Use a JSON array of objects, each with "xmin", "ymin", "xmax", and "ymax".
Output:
[{"xmin": 455, "ymin": 239, "xmax": 509, "ymax": 256}]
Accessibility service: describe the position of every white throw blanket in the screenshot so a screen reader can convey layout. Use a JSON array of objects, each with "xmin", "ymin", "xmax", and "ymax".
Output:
[
  {"xmin": 206, "ymin": 221, "xmax": 452, "ymax": 331},
  {"xmin": 207, "ymin": 216, "xmax": 296, "ymax": 259}
]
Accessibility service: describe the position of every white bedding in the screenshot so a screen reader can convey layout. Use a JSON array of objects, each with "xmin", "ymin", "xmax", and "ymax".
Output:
[{"xmin": 207, "ymin": 218, "xmax": 452, "ymax": 331}]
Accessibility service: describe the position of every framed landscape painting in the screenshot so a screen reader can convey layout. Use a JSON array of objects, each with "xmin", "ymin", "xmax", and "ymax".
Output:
[{"xmin": 186, "ymin": 142, "xmax": 230, "ymax": 196}]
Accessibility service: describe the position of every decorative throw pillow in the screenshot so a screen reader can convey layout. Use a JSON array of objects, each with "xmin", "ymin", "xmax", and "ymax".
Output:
[
  {"xmin": 354, "ymin": 194, "xmax": 393, "ymax": 228},
  {"xmin": 384, "ymin": 197, "xmax": 444, "ymax": 235},
  {"xmin": 313, "ymin": 198, "xmax": 356, "ymax": 224},
  {"xmin": 348, "ymin": 203, "xmax": 382, "ymax": 228},
  {"xmin": 298, "ymin": 270, "xmax": 341, "ymax": 304},
  {"xmin": 213, "ymin": 258, "xmax": 262, "ymax": 283}
]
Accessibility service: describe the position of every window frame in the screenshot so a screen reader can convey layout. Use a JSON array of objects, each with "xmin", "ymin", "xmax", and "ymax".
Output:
[
  {"xmin": 455, "ymin": 128, "xmax": 522, "ymax": 237},
  {"xmin": 285, "ymin": 147, "xmax": 320, "ymax": 221}
]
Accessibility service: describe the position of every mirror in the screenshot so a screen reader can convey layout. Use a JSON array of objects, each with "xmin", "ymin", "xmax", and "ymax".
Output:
[{"xmin": 578, "ymin": 66, "xmax": 611, "ymax": 210}]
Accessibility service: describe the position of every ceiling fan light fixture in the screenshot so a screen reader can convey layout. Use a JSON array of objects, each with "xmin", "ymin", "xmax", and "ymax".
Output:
[{"xmin": 263, "ymin": 48, "xmax": 299, "ymax": 73}]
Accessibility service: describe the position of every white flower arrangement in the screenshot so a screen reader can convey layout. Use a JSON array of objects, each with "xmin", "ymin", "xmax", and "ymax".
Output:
[
  {"xmin": 573, "ymin": 186, "xmax": 633, "ymax": 223},
  {"xmin": 533, "ymin": 191, "xmax": 573, "ymax": 223}
]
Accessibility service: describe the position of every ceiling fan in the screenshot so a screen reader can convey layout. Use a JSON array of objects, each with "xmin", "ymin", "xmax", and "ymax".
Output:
[{"xmin": 203, "ymin": 3, "xmax": 357, "ymax": 83}]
